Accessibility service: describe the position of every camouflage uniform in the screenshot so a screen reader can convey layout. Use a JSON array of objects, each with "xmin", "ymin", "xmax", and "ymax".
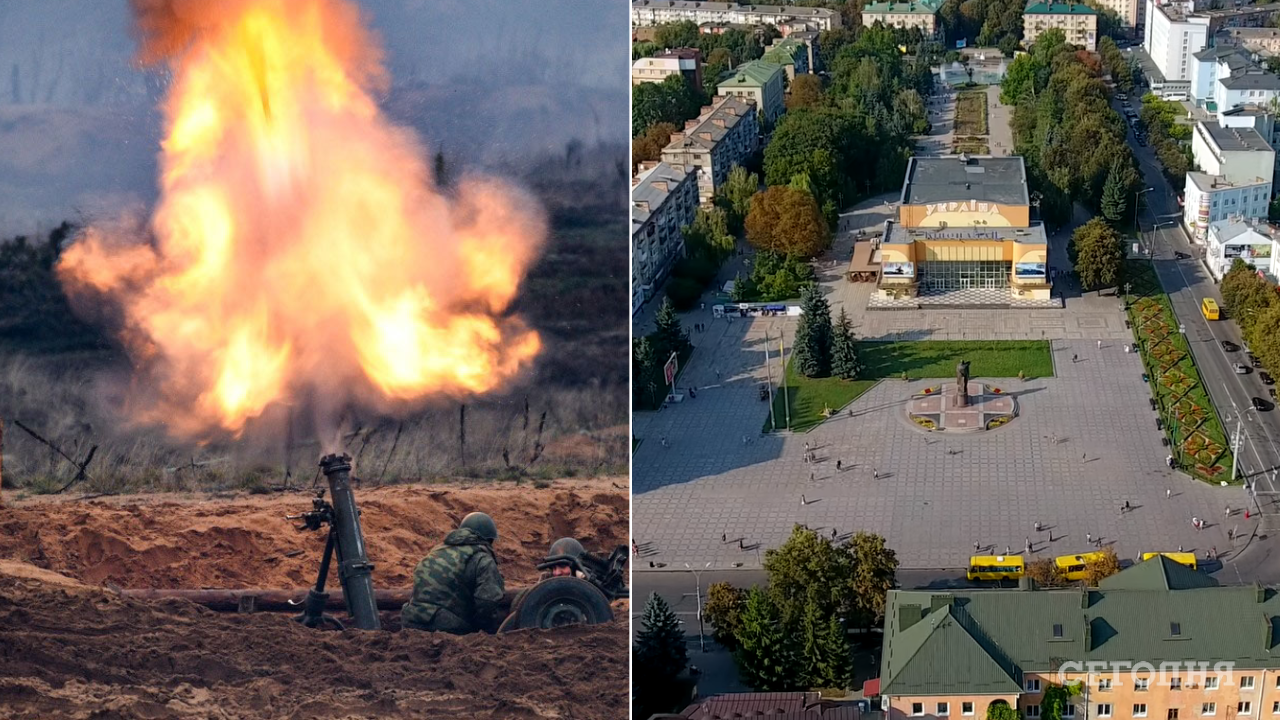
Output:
[{"xmin": 401, "ymin": 527, "xmax": 505, "ymax": 634}]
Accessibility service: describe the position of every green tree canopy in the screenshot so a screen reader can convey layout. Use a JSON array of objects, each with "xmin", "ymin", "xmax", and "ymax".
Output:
[
  {"xmin": 632, "ymin": 74, "xmax": 705, "ymax": 137},
  {"xmin": 703, "ymin": 581, "xmax": 747, "ymax": 649},
  {"xmin": 830, "ymin": 307, "xmax": 863, "ymax": 380},
  {"xmin": 715, "ymin": 165, "xmax": 760, "ymax": 232},
  {"xmin": 787, "ymin": 73, "xmax": 826, "ymax": 110},
  {"xmin": 634, "ymin": 592, "xmax": 689, "ymax": 696},
  {"xmin": 734, "ymin": 587, "xmax": 798, "ymax": 691},
  {"xmin": 793, "ymin": 285, "xmax": 834, "ymax": 378},
  {"xmin": 1069, "ymin": 218, "xmax": 1126, "ymax": 293},
  {"xmin": 987, "ymin": 701, "xmax": 1022, "ymax": 720},
  {"xmin": 744, "ymin": 186, "xmax": 831, "ymax": 258},
  {"xmin": 651, "ymin": 297, "xmax": 691, "ymax": 364}
]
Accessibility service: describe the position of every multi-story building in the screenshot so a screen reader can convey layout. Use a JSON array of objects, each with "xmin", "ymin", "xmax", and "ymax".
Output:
[
  {"xmin": 1221, "ymin": 26, "xmax": 1280, "ymax": 55},
  {"xmin": 861, "ymin": 0, "xmax": 943, "ymax": 41},
  {"xmin": 874, "ymin": 155, "xmax": 1052, "ymax": 307},
  {"xmin": 1190, "ymin": 45, "xmax": 1250, "ymax": 106},
  {"xmin": 789, "ymin": 30, "xmax": 822, "ymax": 72},
  {"xmin": 1216, "ymin": 68, "xmax": 1280, "ymax": 113},
  {"xmin": 630, "ymin": 1, "xmax": 842, "ymax": 30},
  {"xmin": 1183, "ymin": 121, "xmax": 1275, "ymax": 240},
  {"xmin": 1203, "ymin": 217, "xmax": 1278, "ymax": 280},
  {"xmin": 660, "ymin": 95, "xmax": 760, "ymax": 205},
  {"xmin": 880, "ymin": 558, "xmax": 1280, "ymax": 720},
  {"xmin": 762, "ymin": 37, "xmax": 811, "ymax": 80},
  {"xmin": 1189, "ymin": 43, "xmax": 1280, "ymax": 112},
  {"xmin": 1023, "ymin": 2, "xmax": 1098, "ymax": 52},
  {"xmin": 1144, "ymin": 0, "xmax": 1210, "ymax": 87},
  {"xmin": 631, "ymin": 48, "xmax": 703, "ymax": 88},
  {"xmin": 632, "ymin": 162, "xmax": 698, "ymax": 314},
  {"xmin": 1094, "ymin": 0, "xmax": 1142, "ymax": 33},
  {"xmin": 717, "ymin": 60, "xmax": 785, "ymax": 123}
]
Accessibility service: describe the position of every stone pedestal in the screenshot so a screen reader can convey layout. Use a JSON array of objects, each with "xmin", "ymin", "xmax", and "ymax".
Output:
[{"xmin": 907, "ymin": 382, "xmax": 1017, "ymax": 432}]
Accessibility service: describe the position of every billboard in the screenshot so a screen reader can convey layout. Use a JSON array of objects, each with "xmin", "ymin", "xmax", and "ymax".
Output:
[
  {"xmin": 956, "ymin": 38, "xmax": 967, "ymax": 48},
  {"xmin": 882, "ymin": 262, "xmax": 916, "ymax": 277},
  {"xmin": 1014, "ymin": 262, "xmax": 1046, "ymax": 278},
  {"xmin": 1224, "ymin": 243, "xmax": 1271, "ymax": 259}
]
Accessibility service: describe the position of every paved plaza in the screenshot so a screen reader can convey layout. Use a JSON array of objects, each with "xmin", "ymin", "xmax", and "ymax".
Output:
[{"xmin": 634, "ymin": 332, "xmax": 1248, "ymax": 570}]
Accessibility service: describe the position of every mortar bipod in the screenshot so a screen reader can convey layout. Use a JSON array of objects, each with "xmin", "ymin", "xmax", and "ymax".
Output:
[{"xmin": 285, "ymin": 490, "xmax": 346, "ymax": 630}]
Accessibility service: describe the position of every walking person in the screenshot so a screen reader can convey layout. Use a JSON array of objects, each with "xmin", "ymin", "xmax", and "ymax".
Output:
[
  {"xmin": 974, "ymin": 541, "xmax": 981, "ymax": 553},
  {"xmin": 832, "ymin": 528, "xmax": 838, "ymax": 539},
  {"xmin": 800, "ymin": 494, "xmax": 807, "ymax": 506},
  {"xmin": 1034, "ymin": 520, "xmax": 1042, "ymax": 532},
  {"xmin": 1086, "ymin": 532, "xmax": 1092, "ymax": 545},
  {"xmin": 1167, "ymin": 487, "xmax": 1172, "ymax": 499},
  {"xmin": 873, "ymin": 467, "xmax": 879, "ymax": 480},
  {"xmin": 632, "ymin": 540, "xmax": 639, "ymax": 558},
  {"xmin": 836, "ymin": 459, "xmax": 843, "ymax": 472},
  {"xmin": 1225, "ymin": 505, "xmax": 1232, "ymax": 518},
  {"xmin": 1072, "ymin": 353, "xmax": 1078, "ymax": 363},
  {"xmin": 810, "ymin": 469, "xmax": 816, "ymax": 482},
  {"xmin": 1097, "ymin": 340, "xmax": 1102, "ymax": 350},
  {"xmin": 722, "ymin": 532, "xmax": 727, "ymax": 543}
]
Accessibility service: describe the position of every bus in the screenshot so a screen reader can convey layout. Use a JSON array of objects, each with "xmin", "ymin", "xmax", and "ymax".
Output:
[
  {"xmin": 1054, "ymin": 551, "xmax": 1108, "ymax": 581},
  {"xmin": 1202, "ymin": 298, "xmax": 1220, "ymax": 320},
  {"xmin": 1141, "ymin": 551, "xmax": 1198, "ymax": 570},
  {"xmin": 967, "ymin": 555, "xmax": 1026, "ymax": 580}
]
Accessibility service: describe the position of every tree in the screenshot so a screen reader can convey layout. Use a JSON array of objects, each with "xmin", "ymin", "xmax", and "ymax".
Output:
[
  {"xmin": 830, "ymin": 307, "xmax": 862, "ymax": 380},
  {"xmin": 744, "ymin": 186, "xmax": 831, "ymax": 258},
  {"xmin": 787, "ymin": 74, "xmax": 825, "ymax": 110},
  {"xmin": 683, "ymin": 207, "xmax": 735, "ymax": 265},
  {"xmin": 1250, "ymin": 303, "xmax": 1280, "ymax": 378},
  {"xmin": 1042, "ymin": 684, "xmax": 1073, "ymax": 720},
  {"xmin": 1025, "ymin": 558, "xmax": 1067, "ymax": 587},
  {"xmin": 1000, "ymin": 54, "xmax": 1038, "ymax": 105},
  {"xmin": 633, "ymin": 74, "xmax": 704, "ymax": 137},
  {"xmin": 734, "ymin": 587, "xmax": 797, "ymax": 691},
  {"xmin": 651, "ymin": 297, "xmax": 691, "ymax": 363},
  {"xmin": 654, "ymin": 20, "xmax": 701, "ymax": 49},
  {"xmin": 1220, "ymin": 259, "xmax": 1279, "ymax": 340},
  {"xmin": 847, "ymin": 531, "xmax": 899, "ymax": 629},
  {"xmin": 632, "ymin": 122, "xmax": 678, "ymax": 172},
  {"xmin": 1083, "ymin": 547, "xmax": 1122, "ymax": 586},
  {"xmin": 632, "ymin": 336, "xmax": 662, "ymax": 410},
  {"xmin": 988, "ymin": 702, "xmax": 1022, "ymax": 720},
  {"xmin": 800, "ymin": 601, "xmax": 853, "ymax": 689},
  {"xmin": 1269, "ymin": 196, "xmax": 1280, "ymax": 223},
  {"xmin": 1070, "ymin": 218, "xmax": 1125, "ymax": 293},
  {"xmin": 1100, "ymin": 159, "xmax": 1130, "ymax": 226},
  {"xmin": 793, "ymin": 285, "xmax": 834, "ymax": 378},
  {"xmin": 715, "ymin": 166, "xmax": 760, "ymax": 232},
  {"xmin": 703, "ymin": 582, "xmax": 747, "ymax": 649},
  {"xmin": 634, "ymin": 592, "xmax": 689, "ymax": 697},
  {"xmin": 763, "ymin": 526, "xmax": 855, "ymax": 629}
]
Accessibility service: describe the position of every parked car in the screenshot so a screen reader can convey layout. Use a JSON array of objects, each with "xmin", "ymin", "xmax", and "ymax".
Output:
[
  {"xmin": 1235, "ymin": 363, "xmax": 1251, "ymax": 374},
  {"xmin": 1262, "ymin": 371, "xmax": 1275, "ymax": 385},
  {"xmin": 1174, "ymin": 251, "xmax": 1191, "ymax": 260},
  {"xmin": 1117, "ymin": 93, "xmax": 1128, "ymax": 100},
  {"xmin": 1253, "ymin": 397, "xmax": 1272, "ymax": 411},
  {"xmin": 1249, "ymin": 353, "xmax": 1263, "ymax": 368},
  {"xmin": 1222, "ymin": 340, "xmax": 1240, "ymax": 352}
]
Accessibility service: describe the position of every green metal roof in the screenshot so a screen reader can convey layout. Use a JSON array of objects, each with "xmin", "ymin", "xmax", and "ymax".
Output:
[
  {"xmin": 1024, "ymin": 1, "xmax": 1098, "ymax": 13},
  {"xmin": 863, "ymin": 0, "xmax": 941, "ymax": 14},
  {"xmin": 763, "ymin": 38, "xmax": 805, "ymax": 64},
  {"xmin": 717, "ymin": 60, "xmax": 784, "ymax": 89},
  {"xmin": 881, "ymin": 563, "xmax": 1280, "ymax": 697}
]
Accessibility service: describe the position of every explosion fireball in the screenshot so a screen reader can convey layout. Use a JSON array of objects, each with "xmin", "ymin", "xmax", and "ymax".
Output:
[{"xmin": 58, "ymin": 0, "xmax": 545, "ymax": 438}]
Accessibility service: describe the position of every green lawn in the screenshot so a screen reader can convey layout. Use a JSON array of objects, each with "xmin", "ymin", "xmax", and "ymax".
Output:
[
  {"xmin": 859, "ymin": 340, "xmax": 1054, "ymax": 379},
  {"xmin": 766, "ymin": 340, "xmax": 1054, "ymax": 432}
]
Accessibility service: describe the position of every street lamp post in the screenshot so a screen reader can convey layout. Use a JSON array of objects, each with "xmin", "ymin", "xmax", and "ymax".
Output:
[
  {"xmin": 685, "ymin": 562, "xmax": 712, "ymax": 653},
  {"xmin": 1134, "ymin": 186, "xmax": 1154, "ymax": 230}
]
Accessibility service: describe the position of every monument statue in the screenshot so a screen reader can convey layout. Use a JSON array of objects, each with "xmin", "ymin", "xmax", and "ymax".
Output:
[{"xmin": 956, "ymin": 360, "xmax": 971, "ymax": 408}]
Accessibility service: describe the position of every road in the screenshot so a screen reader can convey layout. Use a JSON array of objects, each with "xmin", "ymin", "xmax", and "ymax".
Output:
[{"xmin": 1120, "ymin": 97, "xmax": 1280, "ymax": 526}]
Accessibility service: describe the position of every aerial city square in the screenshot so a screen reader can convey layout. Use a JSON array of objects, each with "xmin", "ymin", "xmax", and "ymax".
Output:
[{"xmin": 630, "ymin": 1, "xmax": 1280, "ymax": 718}]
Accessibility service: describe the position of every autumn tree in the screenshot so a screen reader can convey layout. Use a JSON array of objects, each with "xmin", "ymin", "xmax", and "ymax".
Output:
[
  {"xmin": 1083, "ymin": 547, "xmax": 1123, "ymax": 586},
  {"xmin": 787, "ymin": 73, "xmax": 825, "ymax": 110},
  {"xmin": 703, "ymin": 582, "xmax": 747, "ymax": 649},
  {"xmin": 1221, "ymin": 259, "xmax": 1280, "ymax": 342},
  {"xmin": 1026, "ymin": 558, "xmax": 1067, "ymax": 588},
  {"xmin": 632, "ymin": 121, "xmax": 677, "ymax": 172},
  {"xmin": 744, "ymin": 186, "xmax": 831, "ymax": 258}
]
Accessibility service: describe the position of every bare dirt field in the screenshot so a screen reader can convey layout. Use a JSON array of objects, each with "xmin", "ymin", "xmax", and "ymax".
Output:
[{"xmin": 0, "ymin": 478, "xmax": 630, "ymax": 719}]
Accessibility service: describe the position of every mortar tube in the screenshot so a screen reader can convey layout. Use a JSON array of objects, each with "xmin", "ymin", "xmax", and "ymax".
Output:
[{"xmin": 320, "ymin": 453, "xmax": 380, "ymax": 630}]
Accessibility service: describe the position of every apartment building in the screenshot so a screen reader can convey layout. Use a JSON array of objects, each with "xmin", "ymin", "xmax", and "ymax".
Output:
[
  {"xmin": 1221, "ymin": 26, "xmax": 1280, "ymax": 55},
  {"xmin": 1144, "ymin": 0, "xmax": 1210, "ymax": 84},
  {"xmin": 1024, "ymin": 2, "xmax": 1099, "ymax": 52},
  {"xmin": 630, "ymin": 1, "xmax": 842, "ymax": 30},
  {"xmin": 762, "ymin": 37, "xmax": 811, "ymax": 80},
  {"xmin": 1203, "ymin": 217, "xmax": 1279, "ymax": 280},
  {"xmin": 1184, "ymin": 121, "xmax": 1275, "ymax": 240},
  {"xmin": 660, "ymin": 95, "xmax": 760, "ymax": 205},
  {"xmin": 861, "ymin": 0, "xmax": 943, "ymax": 41},
  {"xmin": 716, "ymin": 60, "xmax": 785, "ymax": 123},
  {"xmin": 1094, "ymin": 0, "xmax": 1142, "ymax": 33},
  {"xmin": 1190, "ymin": 45, "xmax": 1250, "ymax": 105},
  {"xmin": 631, "ymin": 48, "xmax": 703, "ymax": 88},
  {"xmin": 632, "ymin": 162, "xmax": 698, "ymax": 313},
  {"xmin": 880, "ymin": 558, "xmax": 1280, "ymax": 720}
]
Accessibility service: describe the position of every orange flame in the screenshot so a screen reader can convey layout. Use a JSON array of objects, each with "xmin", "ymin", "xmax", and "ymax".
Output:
[{"xmin": 58, "ymin": 0, "xmax": 545, "ymax": 437}]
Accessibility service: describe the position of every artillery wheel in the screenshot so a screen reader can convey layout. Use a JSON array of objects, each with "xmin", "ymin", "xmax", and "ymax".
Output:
[{"xmin": 499, "ymin": 577, "xmax": 613, "ymax": 632}]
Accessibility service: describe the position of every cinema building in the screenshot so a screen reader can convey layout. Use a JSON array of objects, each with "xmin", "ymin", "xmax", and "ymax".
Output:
[{"xmin": 872, "ymin": 155, "xmax": 1056, "ymax": 309}]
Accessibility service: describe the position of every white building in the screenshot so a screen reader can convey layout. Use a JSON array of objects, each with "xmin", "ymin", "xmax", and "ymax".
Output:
[
  {"xmin": 1144, "ymin": 0, "xmax": 1210, "ymax": 84},
  {"xmin": 660, "ymin": 95, "xmax": 760, "ymax": 205},
  {"xmin": 632, "ymin": 163, "xmax": 699, "ymax": 313},
  {"xmin": 630, "ymin": 1, "xmax": 842, "ymax": 30},
  {"xmin": 1216, "ymin": 67, "xmax": 1280, "ymax": 113},
  {"xmin": 1204, "ymin": 217, "xmax": 1278, "ymax": 280},
  {"xmin": 1183, "ymin": 121, "xmax": 1275, "ymax": 241},
  {"xmin": 1190, "ymin": 45, "xmax": 1248, "ymax": 106}
]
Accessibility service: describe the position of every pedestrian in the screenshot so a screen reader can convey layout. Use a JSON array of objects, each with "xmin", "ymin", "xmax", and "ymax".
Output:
[
  {"xmin": 1124, "ymin": 500, "xmax": 1131, "ymax": 512},
  {"xmin": 632, "ymin": 540, "xmax": 639, "ymax": 557},
  {"xmin": 1211, "ymin": 546, "xmax": 1217, "ymax": 559},
  {"xmin": 742, "ymin": 435, "xmax": 749, "ymax": 446},
  {"xmin": 1051, "ymin": 434, "xmax": 1057, "ymax": 445},
  {"xmin": 810, "ymin": 469, "xmax": 816, "ymax": 482},
  {"xmin": 1178, "ymin": 544, "xmax": 1184, "ymax": 552},
  {"xmin": 1167, "ymin": 487, "xmax": 1172, "ymax": 499},
  {"xmin": 1025, "ymin": 536, "xmax": 1032, "ymax": 553},
  {"xmin": 1006, "ymin": 545, "xmax": 1011, "ymax": 555},
  {"xmin": 722, "ymin": 532, "xmax": 727, "ymax": 543},
  {"xmin": 1246, "ymin": 509, "xmax": 1251, "ymax": 520},
  {"xmin": 836, "ymin": 459, "xmax": 843, "ymax": 472},
  {"xmin": 1192, "ymin": 516, "xmax": 1201, "ymax": 529},
  {"xmin": 1228, "ymin": 528, "xmax": 1235, "ymax": 541},
  {"xmin": 832, "ymin": 528, "xmax": 838, "ymax": 539},
  {"xmin": 738, "ymin": 538, "xmax": 745, "ymax": 550},
  {"xmin": 661, "ymin": 436, "xmax": 669, "ymax": 448},
  {"xmin": 716, "ymin": 368, "xmax": 721, "ymax": 379},
  {"xmin": 873, "ymin": 468, "xmax": 879, "ymax": 480},
  {"xmin": 974, "ymin": 541, "xmax": 981, "ymax": 552},
  {"xmin": 1086, "ymin": 532, "xmax": 1093, "ymax": 544},
  {"xmin": 801, "ymin": 494, "xmax": 807, "ymax": 505},
  {"xmin": 1083, "ymin": 452, "xmax": 1088, "ymax": 462},
  {"xmin": 1225, "ymin": 505, "xmax": 1232, "ymax": 518},
  {"xmin": 1034, "ymin": 520, "xmax": 1042, "ymax": 532},
  {"xmin": 1097, "ymin": 339, "xmax": 1102, "ymax": 350},
  {"xmin": 1073, "ymin": 353, "xmax": 1078, "ymax": 363}
]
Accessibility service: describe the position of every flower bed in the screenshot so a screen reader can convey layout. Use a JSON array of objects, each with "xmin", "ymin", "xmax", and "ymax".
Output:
[
  {"xmin": 986, "ymin": 416, "xmax": 1010, "ymax": 430},
  {"xmin": 913, "ymin": 416, "xmax": 937, "ymax": 430}
]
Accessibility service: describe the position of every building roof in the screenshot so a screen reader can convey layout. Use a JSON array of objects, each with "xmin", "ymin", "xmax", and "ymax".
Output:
[
  {"xmin": 881, "ymin": 562, "xmax": 1280, "ymax": 699},
  {"xmin": 763, "ymin": 37, "xmax": 807, "ymax": 64},
  {"xmin": 671, "ymin": 692, "xmax": 859, "ymax": 719},
  {"xmin": 884, "ymin": 220, "xmax": 1048, "ymax": 245},
  {"xmin": 863, "ymin": 0, "xmax": 941, "ymax": 14},
  {"xmin": 1023, "ymin": 1, "xmax": 1097, "ymax": 14},
  {"xmin": 1186, "ymin": 171, "xmax": 1272, "ymax": 192},
  {"xmin": 1209, "ymin": 217, "xmax": 1279, "ymax": 244},
  {"xmin": 1219, "ymin": 69, "xmax": 1280, "ymax": 90},
  {"xmin": 717, "ymin": 59, "xmax": 783, "ymax": 88},
  {"xmin": 1193, "ymin": 44, "xmax": 1247, "ymax": 61},
  {"xmin": 662, "ymin": 95, "xmax": 757, "ymax": 153},
  {"xmin": 632, "ymin": 162, "xmax": 693, "ymax": 232},
  {"xmin": 1200, "ymin": 120, "xmax": 1273, "ymax": 151},
  {"xmin": 901, "ymin": 155, "xmax": 1030, "ymax": 206}
]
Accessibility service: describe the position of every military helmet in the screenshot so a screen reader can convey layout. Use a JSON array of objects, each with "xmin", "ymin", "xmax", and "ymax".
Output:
[
  {"xmin": 460, "ymin": 511, "xmax": 498, "ymax": 542},
  {"xmin": 547, "ymin": 537, "xmax": 585, "ymax": 561}
]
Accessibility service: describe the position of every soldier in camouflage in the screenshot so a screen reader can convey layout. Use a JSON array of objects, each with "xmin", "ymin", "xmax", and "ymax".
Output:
[{"xmin": 401, "ymin": 511, "xmax": 506, "ymax": 634}]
